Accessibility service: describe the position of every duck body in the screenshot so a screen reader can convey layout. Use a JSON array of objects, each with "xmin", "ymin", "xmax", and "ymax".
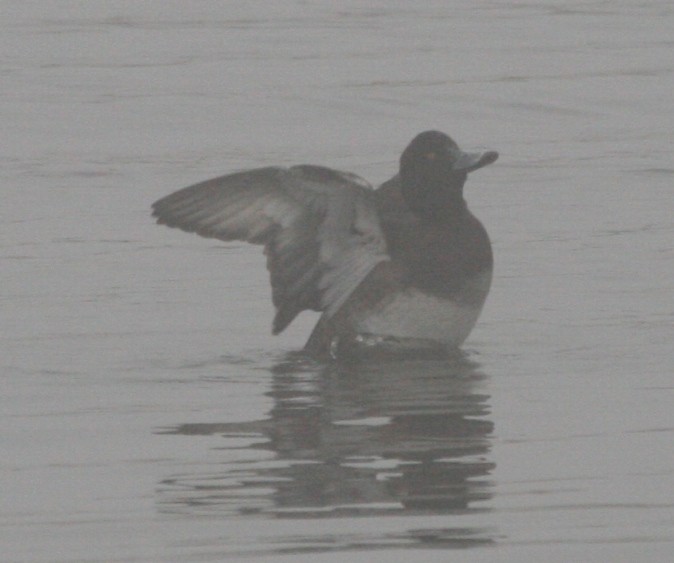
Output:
[
  {"xmin": 152, "ymin": 131, "xmax": 498, "ymax": 359},
  {"xmin": 305, "ymin": 170, "xmax": 494, "ymax": 357}
]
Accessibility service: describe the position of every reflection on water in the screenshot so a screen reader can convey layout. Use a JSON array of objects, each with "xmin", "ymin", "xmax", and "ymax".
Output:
[{"xmin": 159, "ymin": 354, "xmax": 496, "ymax": 551}]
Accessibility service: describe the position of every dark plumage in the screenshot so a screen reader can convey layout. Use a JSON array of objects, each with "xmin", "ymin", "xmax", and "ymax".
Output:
[{"xmin": 152, "ymin": 130, "xmax": 498, "ymax": 358}]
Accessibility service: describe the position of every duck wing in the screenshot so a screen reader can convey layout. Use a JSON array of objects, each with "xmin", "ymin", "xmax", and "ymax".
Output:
[{"xmin": 151, "ymin": 165, "xmax": 390, "ymax": 334}]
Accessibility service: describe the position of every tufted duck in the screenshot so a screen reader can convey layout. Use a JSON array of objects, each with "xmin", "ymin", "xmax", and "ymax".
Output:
[{"xmin": 152, "ymin": 131, "xmax": 498, "ymax": 358}]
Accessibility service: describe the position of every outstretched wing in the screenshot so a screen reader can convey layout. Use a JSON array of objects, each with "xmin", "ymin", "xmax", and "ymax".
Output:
[{"xmin": 151, "ymin": 165, "xmax": 390, "ymax": 333}]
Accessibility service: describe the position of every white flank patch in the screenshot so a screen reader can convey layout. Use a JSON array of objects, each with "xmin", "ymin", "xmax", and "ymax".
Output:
[{"xmin": 356, "ymin": 290, "xmax": 483, "ymax": 348}]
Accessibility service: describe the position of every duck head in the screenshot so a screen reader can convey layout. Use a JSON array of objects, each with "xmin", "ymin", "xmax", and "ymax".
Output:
[{"xmin": 399, "ymin": 130, "xmax": 498, "ymax": 218}]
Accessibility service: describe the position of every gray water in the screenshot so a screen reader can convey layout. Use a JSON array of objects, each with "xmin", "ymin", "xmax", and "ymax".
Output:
[{"xmin": 3, "ymin": 2, "xmax": 673, "ymax": 561}]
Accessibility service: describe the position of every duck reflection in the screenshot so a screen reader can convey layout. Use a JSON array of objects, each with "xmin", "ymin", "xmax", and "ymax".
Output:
[
  {"xmin": 159, "ymin": 353, "xmax": 494, "ymax": 527},
  {"xmin": 265, "ymin": 355, "xmax": 494, "ymax": 515}
]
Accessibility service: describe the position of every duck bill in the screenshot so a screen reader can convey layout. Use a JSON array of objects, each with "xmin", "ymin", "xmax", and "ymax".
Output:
[{"xmin": 451, "ymin": 149, "xmax": 499, "ymax": 173}]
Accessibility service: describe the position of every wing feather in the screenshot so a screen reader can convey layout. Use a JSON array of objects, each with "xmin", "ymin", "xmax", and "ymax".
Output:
[{"xmin": 151, "ymin": 165, "xmax": 389, "ymax": 333}]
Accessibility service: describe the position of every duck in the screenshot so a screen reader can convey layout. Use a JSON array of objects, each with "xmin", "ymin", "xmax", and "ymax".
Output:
[{"xmin": 151, "ymin": 130, "xmax": 498, "ymax": 359}]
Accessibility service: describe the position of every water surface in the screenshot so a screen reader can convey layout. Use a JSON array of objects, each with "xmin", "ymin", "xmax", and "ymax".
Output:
[{"xmin": 2, "ymin": 1, "xmax": 673, "ymax": 561}]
